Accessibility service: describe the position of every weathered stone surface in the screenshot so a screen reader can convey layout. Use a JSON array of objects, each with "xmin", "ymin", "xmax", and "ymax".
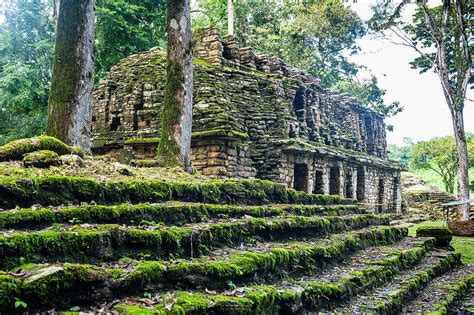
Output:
[
  {"xmin": 23, "ymin": 150, "xmax": 60, "ymax": 168},
  {"xmin": 91, "ymin": 28, "xmax": 402, "ymax": 212}
]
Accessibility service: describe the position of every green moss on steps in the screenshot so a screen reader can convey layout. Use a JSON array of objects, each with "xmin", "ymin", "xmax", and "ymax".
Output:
[
  {"xmin": 110, "ymin": 237, "xmax": 433, "ymax": 314},
  {"xmin": 0, "ymin": 175, "xmax": 350, "ymax": 210},
  {"xmin": 0, "ymin": 216, "xmax": 392, "ymax": 269},
  {"xmin": 0, "ymin": 203, "xmax": 362, "ymax": 230},
  {"xmin": 122, "ymin": 261, "xmax": 165, "ymax": 289},
  {"xmin": 0, "ymin": 275, "xmax": 20, "ymax": 312},
  {"xmin": 357, "ymin": 252, "xmax": 461, "ymax": 313},
  {"xmin": 0, "ymin": 136, "xmax": 76, "ymax": 161}
]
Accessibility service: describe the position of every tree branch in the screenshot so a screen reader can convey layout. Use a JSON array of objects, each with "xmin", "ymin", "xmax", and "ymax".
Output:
[{"xmin": 420, "ymin": 0, "xmax": 454, "ymax": 105}]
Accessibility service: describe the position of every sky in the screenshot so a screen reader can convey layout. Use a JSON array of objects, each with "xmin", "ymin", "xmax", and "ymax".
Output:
[{"xmin": 346, "ymin": 0, "xmax": 473, "ymax": 145}]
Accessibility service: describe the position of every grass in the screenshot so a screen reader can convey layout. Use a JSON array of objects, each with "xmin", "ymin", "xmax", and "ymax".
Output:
[
  {"xmin": 411, "ymin": 167, "xmax": 474, "ymax": 195},
  {"xmin": 408, "ymin": 220, "xmax": 474, "ymax": 264}
]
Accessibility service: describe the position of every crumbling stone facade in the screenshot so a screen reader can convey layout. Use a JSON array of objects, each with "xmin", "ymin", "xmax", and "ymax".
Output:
[{"xmin": 91, "ymin": 28, "xmax": 402, "ymax": 212}]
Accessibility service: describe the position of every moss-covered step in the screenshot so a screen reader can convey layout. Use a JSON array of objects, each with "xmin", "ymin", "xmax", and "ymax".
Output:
[
  {"xmin": 0, "ymin": 227, "xmax": 410, "ymax": 312},
  {"xmin": 0, "ymin": 202, "xmax": 363, "ymax": 230},
  {"xmin": 330, "ymin": 250, "xmax": 462, "ymax": 314},
  {"xmin": 0, "ymin": 175, "xmax": 353, "ymax": 210},
  {"xmin": 0, "ymin": 215, "xmax": 390, "ymax": 269},
  {"xmin": 106, "ymin": 237, "xmax": 434, "ymax": 314},
  {"xmin": 161, "ymin": 225, "xmax": 406, "ymax": 290},
  {"xmin": 402, "ymin": 264, "xmax": 474, "ymax": 314}
]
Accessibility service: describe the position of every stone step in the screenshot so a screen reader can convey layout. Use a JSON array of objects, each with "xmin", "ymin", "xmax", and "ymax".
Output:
[
  {"xmin": 0, "ymin": 226, "xmax": 410, "ymax": 312},
  {"xmin": 0, "ymin": 214, "xmax": 392, "ymax": 269},
  {"xmin": 0, "ymin": 229, "xmax": 422, "ymax": 314},
  {"xmin": 402, "ymin": 264, "xmax": 474, "ymax": 313},
  {"xmin": 328, "ymin": 250, "xmax": 462, "ymax": 313},
  {"xmin": 0, "ymin": 175, "xmax": 353, "ymax": 210},
  {"xmin": 0, "ymin": 202, "xmax": 363, "ymax": 230},
  {"xmin": 93, "ymin": 237, "xmax": 436, "ymax": 314}
]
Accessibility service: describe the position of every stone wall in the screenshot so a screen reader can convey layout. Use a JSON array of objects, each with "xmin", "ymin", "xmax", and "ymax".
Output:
[{"xmin": 91, "ymin": 28, "xmax": 402, "ymax": 212}]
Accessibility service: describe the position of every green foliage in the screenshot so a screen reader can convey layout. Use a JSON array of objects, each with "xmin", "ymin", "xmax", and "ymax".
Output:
[
  {"xmin": 95, "ymin": 0, "xmax": 167, "ymax": 79},
  {"xmin": 387, "ymin": 138, "xmax": 413, "ymax": 168},
  {"xmin": 402, "ymin": 4, "xmax": 474, "ymax": 90},
  {"xmin": 0, "ymin": 0, "xmax": 55, "ymax": 145},
  {"xmin": 410, "ymin": 135, "xmax": 474, "ymax": 194}
]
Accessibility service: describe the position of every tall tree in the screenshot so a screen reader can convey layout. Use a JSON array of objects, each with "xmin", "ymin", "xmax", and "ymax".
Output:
[
  {"xmin": 370, "ymin": 0, "xmax": 472, "ymax": 220},
  {"xmin": 157, "ymin": 0, "xmax": 193, "ymax": 172},
  {"xmin": 46, "ymin": 0, "xmax": 96, "ymax": 152}
]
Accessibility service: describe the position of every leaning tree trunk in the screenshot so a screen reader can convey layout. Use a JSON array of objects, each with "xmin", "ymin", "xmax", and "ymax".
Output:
[
  {"xmin": 157, "ymin": 0, "xmax": 193, "ymax": 172},
  {"xmin": 46, "ymin": 0, "xmax": 95, "ymax": 153},
  {"xmin": 450, "ymin": 106, "xmax": 471, "ymax": 220}
]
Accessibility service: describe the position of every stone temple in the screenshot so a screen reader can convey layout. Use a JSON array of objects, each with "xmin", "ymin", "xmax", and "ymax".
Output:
[{"xmin": 91, "ymin": 28, "xmax": 402, "ymax": 212}]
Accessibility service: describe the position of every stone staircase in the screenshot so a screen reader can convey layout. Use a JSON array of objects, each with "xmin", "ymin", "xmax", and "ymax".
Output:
[{"xmin": 0, "ymin": 176, "xmax": 472, "ymax": 314}]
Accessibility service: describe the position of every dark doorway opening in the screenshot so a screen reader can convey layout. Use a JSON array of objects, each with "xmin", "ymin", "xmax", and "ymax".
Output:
[
  {"xmin": 294, "ymin": 163, "xmax": 309, "ymax": 192},
  {"xmin": 377, "ymin": 178, "xmax": 385, "ymax": 212},
  {"xmin": 356, "ymin": 166, "xmax": 365, "ymax": 202},
  {"xmin": 314, "ymin": 170, "xmax": 324, "ymax": 194},
  {"xmin": 329, "ymin": 166, "xmax": 340, "ymax": 195},
  {"xmin": 110, "ymin": 117, "xmax": 121, "ymax": 131}
]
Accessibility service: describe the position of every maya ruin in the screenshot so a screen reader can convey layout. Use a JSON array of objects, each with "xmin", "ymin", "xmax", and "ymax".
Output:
[{"xmin": 92, "ymin": 28, "xmax": 403, "ymax": 213}]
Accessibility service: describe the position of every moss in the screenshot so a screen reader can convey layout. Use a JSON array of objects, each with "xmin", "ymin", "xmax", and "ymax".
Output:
[
  {"xmin": 191, "ymin": 129, "xmax": 249, "ymax": 140},
  {"xmin": 20, "ymin": 264, "xmax": 110, "ymax": 308},
  {"xmin": 113, "ymin": 303, "xmax": 167, "ymax": 314},
  {"xmin": 23, "ymin": 150, "xmax": 60, "ymax": 168},
  {"xmin": 192, "ymin": 57, "xmax": 214, "ymax": 68},
  {"xmin": 46, "ymin": 0, "xmax": 90, "ymax": 141},
  {"xmin": 0, "ymin": 217, "xmax": 396, "ymax": 270},
  {"xmin": 156, "ymin": 60, "xmax": 185, "ymax": 168},
  {"xmin": 124, "ymin": 138, "xmax": 160, "ymax": 145},
  {"xmin": 0, "ymin": 175, "xmax": 350, "ymax": 210},
  {"xmin": 0, "ymin": 136, "xmax": 73, "ymax": 161},
  {"xmin": 0, "ymin": 275, "xmax": 20, "ymax": 312},
  {"xmin": 123, "ymin": 261, "xmax": 165, "ymax": 289},
  {"xmin": 359, "ymin": 252, "xmax": 462, "ymax": 313}
]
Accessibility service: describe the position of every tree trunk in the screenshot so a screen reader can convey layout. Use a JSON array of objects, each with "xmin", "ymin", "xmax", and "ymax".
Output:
[
  {"xmin": 53, "ymin": 0, "xmax": 60, "ymax": 21},
  {"xmin": 228, "ymin": 0, "xmax": 235, "ymax": 35},
  {"xmin": 157, "ymin": 0, "xmax": 193, "ymax": 172},
  {"xmin": 46, "ymin": 0, "xmax": 95, "ymax": 153},
  {"xmin": 450, "ymin": 107, "xmax": 471, "ymax": 220}
]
